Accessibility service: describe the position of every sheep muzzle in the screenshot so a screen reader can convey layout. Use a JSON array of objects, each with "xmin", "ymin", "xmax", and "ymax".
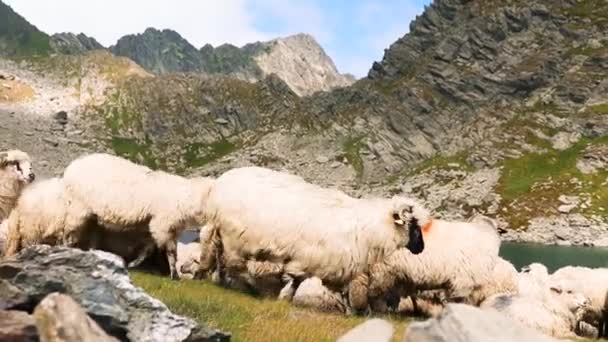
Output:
[{"xmin": 406, "ymin": 218, "xmax": 424, "ymax": 255}]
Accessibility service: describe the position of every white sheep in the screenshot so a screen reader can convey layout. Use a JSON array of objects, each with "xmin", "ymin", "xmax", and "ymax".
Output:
[
  {"xmin": 517, "ymin": 262, "xmax": 550, "ymax": 297},
  {"xmin": 61, "ymin": 153, "xmax": 215, "ymax": 279},
  {"xmin": 465, "ymin": 257, "xmax": 519, "ymax": 306},
  {"xmin": 292, "ymin": 277, "xmax": 349, "ymax": 313},
  {"xmin": 367, "ymin": 214, "xmax": 502, "ymax": 311},
  {"xmin": 177, "ymin": 241, "xmax": 202, "ymax": 279},
  {"xmin": 200, "ymin": 166, "xmax": 427, "ymax": 312},
  {"xmin": 4, "ymin": 177, "xmax": 68, "ymax": 257},
  {"xmin": 0, "ymin": 149, "xmax": 35, "ymax": 221},
  {"xmin": 3, "ymin": 177, "xmax": 159, "ymax": 269},
  {"xmin": 480, "ymin": 284, "xmax": 590, "ymax": 339},
  {"xmin": 549, "ymin": 266, "xmax": 608, "ymax": 338}
]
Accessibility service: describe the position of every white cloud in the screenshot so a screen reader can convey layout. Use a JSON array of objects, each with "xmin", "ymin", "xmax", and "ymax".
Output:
[{"xmin": 3, "ymin": 0, "xmax": 269, "ymax": 48}]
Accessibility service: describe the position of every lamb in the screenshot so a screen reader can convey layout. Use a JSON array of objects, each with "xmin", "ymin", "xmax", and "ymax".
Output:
[
  {"xmin": 61, "ymin": 153, "xmax": 215, "ymax": 279},
  {"xmin": 4, "ymin": 177, "xmax": 68, "ymax": 257},
  {"xmin": 0, "ymin": 149, "xmax": 35, "ymax": 221},
  {"xmin": 199, "ymin": 166, "xmax": 427, "ymax": 312},
  {"xmin": 549, "ymin": 266, "xmax": 608, "ymax": 338},
  {"xmin": 367, "ymin": 214, "xmax": 502, "ymax": 311},
  {"xmin": 177, "ymin": 241, "xmax": 202, "ymax": 279},
  {"xmin": 480, "ymin": 284, "xmax": 590, "ymax": 339}
]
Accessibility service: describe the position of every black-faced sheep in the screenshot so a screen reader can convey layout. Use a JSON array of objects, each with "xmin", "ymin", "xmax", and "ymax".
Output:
[
  {"xmin": 61, "ymin": 153, "xmax": 215, "ymax": 279},
  {"xmin": 367, "ymin": 214, "xmax": 502, "ymax": 312},
  {"xmin": 199, "ymin": 166, "xmax": 426, "ymax": 312}
]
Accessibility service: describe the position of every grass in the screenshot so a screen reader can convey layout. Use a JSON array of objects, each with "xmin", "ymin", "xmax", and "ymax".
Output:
[
  {"xmin": 408, "ymin": 151, "xmax": 473, "ymax": 176},
  {"xmin": 342, "ymin": 136, "xmax": 365, "ymax": 180},
  {"xmin": 110, "ymin": 137, "xmax": 158, "ymax": 169},
  {"xmin": 496, "ymin": 136, "xmax": 608, "ymax": 229},
  {"xmin": 130, "ymin": 271, "xmax": 412, "ymax": 342},
  {"xmin": 184, "ymin": 140, "xmax": 238, "ymax": 168}
]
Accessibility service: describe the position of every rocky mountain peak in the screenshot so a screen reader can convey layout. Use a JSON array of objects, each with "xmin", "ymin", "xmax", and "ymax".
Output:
[
  {"xmin": 109, "ymin": 28, "xmax": 354, "ymax": 96},
  {"xmin": 50, "ymin": 32, "xmax": 105, "ymax": 55},
  {"xmin": 255, "ymin": 33, "xmax": 356, "ymax": 96}
]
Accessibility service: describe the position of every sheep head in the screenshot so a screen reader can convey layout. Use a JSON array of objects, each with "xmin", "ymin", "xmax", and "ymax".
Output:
[
  {"xmin": 549, "ymin": 281, "xmax": 591, "ymax": 316},
  {"xmin": 390, "ymin": 196, "xmax": 429, "ymax": 255},
  {"xmin": 0, "ymin": 150, "xmax": 35, "ymax": 184}
]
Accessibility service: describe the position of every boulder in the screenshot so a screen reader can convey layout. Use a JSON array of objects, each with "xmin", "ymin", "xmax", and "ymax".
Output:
[
  {"xmin": 0, "ymin": 310, "xmax": 38, "ymax": 342},
  {"xmin": 403, "ymin": 303, "xmax": 559, "ymax": 342},
  {"xmin": 34, "ymin": 292, "xmax": 119, "ymax": 342},
  {"xmin": 0, "ymin": 245, "xmax": 230, "ymax": 342},
  {"xmin": 337, "ymin": 319, "xmax": 394, "ymax": 342}
]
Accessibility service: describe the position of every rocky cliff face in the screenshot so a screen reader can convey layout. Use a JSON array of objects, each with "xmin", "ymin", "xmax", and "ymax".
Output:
[
  {"xmin": 110, "ymin": 29, "xmax": 354, "ymax": 96},
  {"xmin": 2, "ymin": 0, "xmax": 608, "ymax": 246},
  {"xmin": 110, "ymin": 28, "xmax": 203, "ymax": 74},
  {"xmin": 50, "ymin": 32, "xmax": 105, "ymax": 54},
  {"xmin": 0, "ymin": 0, "xmax": 50, "ymax": 57},
  {"xmin": 254, "ymin": 33, "xmax": 355, "ymax": 96}
]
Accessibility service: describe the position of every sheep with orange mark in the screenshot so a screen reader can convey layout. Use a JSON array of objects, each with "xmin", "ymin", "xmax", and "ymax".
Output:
[{"xmin": 368, "ymin": 214, "xmax": 502, "ymax": 313}]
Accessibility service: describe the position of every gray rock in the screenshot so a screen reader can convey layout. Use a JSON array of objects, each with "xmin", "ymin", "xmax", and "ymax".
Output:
[
  {"xmin": 558, "ymin": 204, "xmax": 576, "ymax": 214},
  {"xmin": 0, "ymin": 245, "xmax": 230, "ymax": 342},
  {"xmin": 403, "ymin": 304, "xmax": 559, "ymax": 342},
  {"xmin": 34, "ymin": 292, "xmax": 119, "ymax": 342},
  {"xmin": 337, "ymin": 319, "xmax": 394, "ymax": 342},
  {"xmin": 316, "ymin": 156, "xmax": 329, "ymax": 164},
  {"xmin": 0, "ymin": 310, "xmax": 38, "ymax": 342},
  {"xmin": 550, "ymin": 132, "xmax": 581, "ymax": 151}
]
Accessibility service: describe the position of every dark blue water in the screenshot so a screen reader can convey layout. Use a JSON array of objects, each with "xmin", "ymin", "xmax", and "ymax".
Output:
[{"xmin": 500, "ymin": 242, "xmax": 608, "ymax": 273}]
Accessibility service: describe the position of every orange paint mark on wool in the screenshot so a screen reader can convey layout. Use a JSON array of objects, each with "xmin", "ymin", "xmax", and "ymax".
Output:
[{"xmin": 422, "ymin": 219, "xmax": 433, "ymax": 235}]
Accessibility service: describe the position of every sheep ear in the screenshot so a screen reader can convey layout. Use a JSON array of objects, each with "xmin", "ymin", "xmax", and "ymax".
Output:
[{"xmin": 550, "ymin": 286, "xmax": 562, "ymax": 294}]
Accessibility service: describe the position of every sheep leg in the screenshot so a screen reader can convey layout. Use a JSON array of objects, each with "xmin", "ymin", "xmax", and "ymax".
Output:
[
  {"xmin": 349, "ymin": 272, "xmax": 370, "ymax": 314},
  {"xmin": 278, "ymin": 274, "xmax": 304, "ymax": 301},
  {"xmin": 127, "ymin": 243, "xmax": 156, "ymax": 269},
  {"xmin": 166, "ymin": 239, "xmax": 179, "ymax": 280},
  {"xmin": 198, "ymin": 224, "xmax": 220, "ymax": 279},
  {"xmin": 63, "ymin": 200, "xmax": 93, "ymax": 247}
]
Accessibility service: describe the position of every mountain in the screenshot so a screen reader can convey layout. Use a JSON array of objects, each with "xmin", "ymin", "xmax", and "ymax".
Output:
[
  {"xmin": 0, "ymin": 1, "xmax": 51, "ymax": 57},
  {"xmin": 2, "ymin": 0, "xmax": 608, "ymax": 246},
  {"xmin": 110, "ymin": 29, "xmax": 354, "ymax": 96},
  {"xmin": 50, "ymin": 32, "xmax": 105, "ymax": 55}
]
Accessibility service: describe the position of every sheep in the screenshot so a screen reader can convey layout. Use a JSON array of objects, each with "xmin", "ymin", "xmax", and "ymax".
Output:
[
  {"xmin": 4, "ymin": 177, "xmax": 68, "ymax": 257},
  {"xmin": 199, "ymin": 166, "xmax": 427, "ymax": 312},
  {"xmin": 3, "ymin": 176, "xmax": 166, "ymax": 274},
  {"xmin": 464, "ymin": 257, "xmax": 519, "ymax": 306},
  {"xmin": 0, "ymin": 149, "xmax": 35, "ymax": 221},
  {"xmin": 61, "ymin": 153, "xmax": 215, "ymax": 279},
  {"xmin": 177, "ymin": 241, "xmax": 202, "ymax": 279},
  {"xmin": 292, "ymin": 277, "xmax": 349, "ymax": 313},
  {"xmin": 517, "ymin": 262, "xmax": 550, "ymax": 297},
  {"xmin": 367, "ymin": 214, "xmax": 502, "ymax": 311},
  {"xmin": 480, "ymin": 284, "xmax": 590, "ymax": 339},
  {"xmin": 549, "ymin": 266, "xmax": 608, "ymax": 338}
]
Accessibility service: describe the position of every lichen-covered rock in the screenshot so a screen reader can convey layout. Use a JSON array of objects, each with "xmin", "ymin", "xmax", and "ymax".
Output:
[{"xmin": 0, "ymin": 245, "xmax": 230, "ymax": 342}]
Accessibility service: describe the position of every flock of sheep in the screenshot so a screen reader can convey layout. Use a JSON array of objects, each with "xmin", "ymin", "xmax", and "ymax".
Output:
[{"xmin": 1, "ymin": 150, "xmax": 608, "ymax": 339}]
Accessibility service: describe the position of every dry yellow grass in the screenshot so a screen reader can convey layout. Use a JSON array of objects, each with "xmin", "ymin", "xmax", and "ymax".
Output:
[
  {"xmin": 131, "ymin": 271, "xmax": 414, "ymax": 342},
  {"xmin": 0, "ymin": 79, "xmax": 35, "ymax": 103}
]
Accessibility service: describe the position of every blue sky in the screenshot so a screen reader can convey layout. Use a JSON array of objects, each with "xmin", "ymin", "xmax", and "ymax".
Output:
[{"xmin": 4, "ymin": 0, "xmax": 430, "ymax": 78}]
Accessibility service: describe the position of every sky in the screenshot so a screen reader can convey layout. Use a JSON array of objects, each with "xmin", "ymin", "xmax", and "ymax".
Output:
[{"xmin": 4, "ymin": 0, "xmax": 431, "ymax": 78}]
